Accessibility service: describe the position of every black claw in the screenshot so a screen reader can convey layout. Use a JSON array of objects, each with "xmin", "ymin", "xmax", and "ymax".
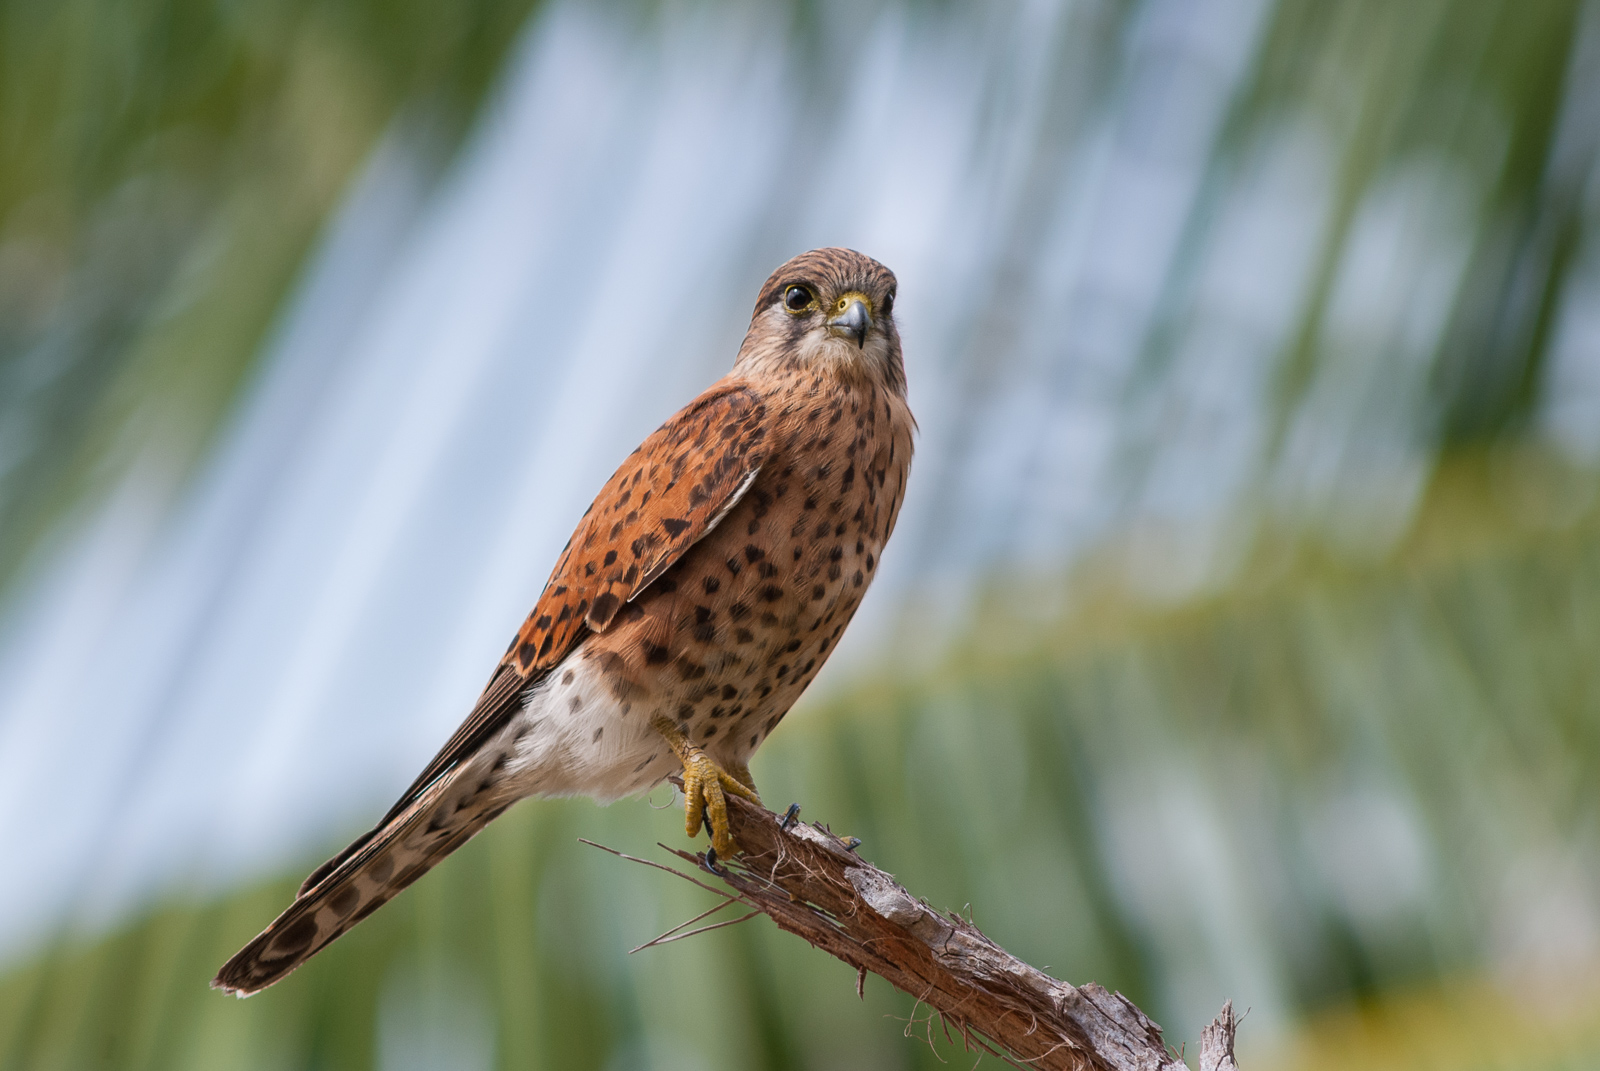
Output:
[
  {"xmin": 780, "ymin": 803, "xmax": 801, "ymax": 830},
  {"xmin": 705, "ymin": 845, "xmax": 718, "ymax": 868}
]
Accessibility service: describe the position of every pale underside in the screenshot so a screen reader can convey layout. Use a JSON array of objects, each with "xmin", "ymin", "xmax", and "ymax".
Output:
[{"xmin": 504, "ymin": 651, "xmax": 677, "ymax": 801}]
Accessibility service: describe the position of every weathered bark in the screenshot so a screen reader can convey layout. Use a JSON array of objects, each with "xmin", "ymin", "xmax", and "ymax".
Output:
[
  {"xmin": 599, "ymin": 791, "xmax": 1241, "ymax": 1070},
  {"xmin": 1199, "ymin": 1001, "xmax": 1240, "ymax": 1071}
]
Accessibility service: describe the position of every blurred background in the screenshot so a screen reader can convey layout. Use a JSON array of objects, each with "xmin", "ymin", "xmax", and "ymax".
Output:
[{"xmin": 3, "ymin": 0, "xmax": 1600, "ymax": 1067}]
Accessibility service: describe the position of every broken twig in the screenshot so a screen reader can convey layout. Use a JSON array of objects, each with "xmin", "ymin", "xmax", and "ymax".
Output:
[{"xmin": 590, "ymin": 794, "xmax": 1239, "ymax": 1070}]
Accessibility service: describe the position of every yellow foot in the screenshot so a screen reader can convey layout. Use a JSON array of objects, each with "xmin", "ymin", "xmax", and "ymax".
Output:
[
  {"xmin": 651, "ymin": 716, "xmax": 761, "ymax": 857},
  {"xmin": 725, "ymin": 760, "xmax": 757, "ymax": 794}
]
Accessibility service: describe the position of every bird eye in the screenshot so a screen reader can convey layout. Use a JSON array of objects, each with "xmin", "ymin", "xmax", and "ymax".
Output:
[
  {"xmin": 881, "ymin": 290, "xmax": 895, "ymax": 316},
  {"xmin": 783, "ymin": 285, "xmax": 814, "ymax": 312}
]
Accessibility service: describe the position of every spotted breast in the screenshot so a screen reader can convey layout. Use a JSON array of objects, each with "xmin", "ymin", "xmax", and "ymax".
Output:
[{"xmin": 214, "ymin": 247, "xmax": 912, "ymax": 996}]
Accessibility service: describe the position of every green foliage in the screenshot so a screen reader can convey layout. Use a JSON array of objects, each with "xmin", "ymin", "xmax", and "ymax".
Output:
[
  {"xmin": 0, "ymin": 0, "xmax": 540, "ymax": 592},
  {"xmin": 4, "ymin": 0, "xmax": 1600, "ymax": 1066},
  {"xmin": 3, "ymin": 454, "xmax": 1597, "ymax": 1070}
]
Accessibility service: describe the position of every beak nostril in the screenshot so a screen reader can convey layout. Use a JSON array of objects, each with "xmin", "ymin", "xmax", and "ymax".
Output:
[{"xmin": 827, "ymin": 298, "xmax": 871, "ymax": 349}]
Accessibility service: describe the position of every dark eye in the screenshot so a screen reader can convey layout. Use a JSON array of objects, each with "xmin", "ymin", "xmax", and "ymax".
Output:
[
  {"xmin": 783, "ymin": 285, "xmax": 814, "ymax": 312},
  {"xmin": 881, "ymin": 290, "xmax": 895, "ymax": 316}
]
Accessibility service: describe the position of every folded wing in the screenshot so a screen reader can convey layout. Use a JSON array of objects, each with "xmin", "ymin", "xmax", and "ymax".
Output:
[{"xmin": 213, "ymin": 380, "xmax": 768, "ymax": 994}]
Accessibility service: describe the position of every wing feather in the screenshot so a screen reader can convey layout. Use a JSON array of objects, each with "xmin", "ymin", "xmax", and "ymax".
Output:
[{"xmin": 328, "ymin": 381, "xmax": 767, "ymax": 858}]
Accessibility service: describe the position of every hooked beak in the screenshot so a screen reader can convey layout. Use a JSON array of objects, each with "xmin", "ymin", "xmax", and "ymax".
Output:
[{"xmin": 827, "ymin": 297, "xmax": 872, "ymax": 349}]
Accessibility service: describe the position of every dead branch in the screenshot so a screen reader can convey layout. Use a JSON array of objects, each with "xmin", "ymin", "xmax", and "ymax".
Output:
[
  {"xmin": 600, "ymin": 791, "xmax": 1240, "ymax": 1071},
  {"xmin": 1199, "ymin": 1001, "xmax": 1240, "ymax": 1071}
]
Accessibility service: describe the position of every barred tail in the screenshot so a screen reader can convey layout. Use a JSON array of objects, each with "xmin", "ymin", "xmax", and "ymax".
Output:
[{"xmin": 212, "ymin": 765, "xmax": 511, "ymax": 996}]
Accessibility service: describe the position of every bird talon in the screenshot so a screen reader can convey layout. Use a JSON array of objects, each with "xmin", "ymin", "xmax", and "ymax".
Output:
[
  {"xmin": 780, "ymin": 802, "xmax": 801, "ymax": 830},
  {"xmin": 653, "ymin": 716, "xmax": 759, "ymax": 857}
]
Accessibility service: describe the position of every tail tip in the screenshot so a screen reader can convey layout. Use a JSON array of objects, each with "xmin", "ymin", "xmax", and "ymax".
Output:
[
  {"xmin": 211, "ymin": 961, "xmax": 267, "ymax": 998},
  {"xmin": 210, "ymin": 977, "xmax": 250, "ymax": 998}
]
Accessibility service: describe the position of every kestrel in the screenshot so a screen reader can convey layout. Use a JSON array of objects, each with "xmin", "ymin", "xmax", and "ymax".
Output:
[{"xmin": 214, "ymin": 248, "xmax": 914, "ymax": 995}]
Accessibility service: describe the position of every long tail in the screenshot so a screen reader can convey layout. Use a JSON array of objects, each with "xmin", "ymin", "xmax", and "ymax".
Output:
[{"xmin": 212, "ymin": 763, "xmax": 512, "ymax": 996}]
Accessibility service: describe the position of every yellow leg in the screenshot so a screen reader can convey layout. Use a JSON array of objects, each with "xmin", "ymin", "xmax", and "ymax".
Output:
[{"xmin": 651, "ymin": 716, "xmax": 761, "ymax": 856}]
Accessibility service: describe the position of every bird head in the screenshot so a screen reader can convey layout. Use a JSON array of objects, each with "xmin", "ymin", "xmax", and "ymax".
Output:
[{"xmin": 737, "ymin": 248, "xmax": 904, "ymax": 393}]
